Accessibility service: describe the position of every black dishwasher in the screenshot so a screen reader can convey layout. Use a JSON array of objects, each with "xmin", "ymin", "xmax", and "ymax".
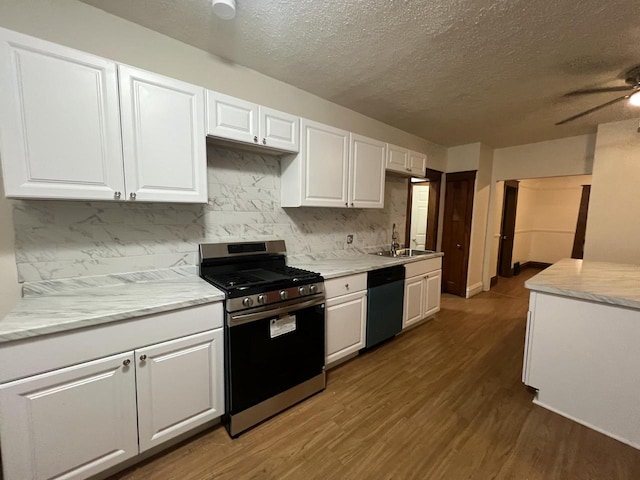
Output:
[{"xmin": 366, "ymin": 265, "xmax": 405, "ymax": 348}]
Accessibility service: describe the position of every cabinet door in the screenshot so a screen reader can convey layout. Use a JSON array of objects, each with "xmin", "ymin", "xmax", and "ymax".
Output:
[
  {"xmin": 326, "ymin": 291, "xmax": 367, "ymax": 365},
  {"xmin": 424, "ymin": 270, "xmax": 442, "ymax": 318},
  {"xmin": 0, "ymin": 28, "xmax": 125, "ymax": 200},
  {"xmin": 349, "ymin": 133, "xmax": 386, "ymax": 208},
  {"xmin": 259, "ymin": 106, "xmax": 299, "ymax": 152},
  {"xmin": 0, "ymin": 352, "xmax": 138, "ymax": 480},
  {"xmin": 135, "ymin": 329, "xmax": 224, "ymax": 452},
  {"xmin": 119, "ymin": 65, "xmax": 207, "ymax": 203},
  {"xmin": 386, "ymin": 143, "xmax": 410, "ymax": 174},
  {"xmin": 206, "ymin": 90, "xmax": 258, "ymax": 144},
  {"xmin": 403, "ymin": 275, "xmax": 425, "ymax": 328},
  {"xmin": 408, "ymin": 150, "xmax": 427, "ymax": 177},
  {"xmin": 301, "ymin": 119, "xmax": 349, "ymax": 207}
]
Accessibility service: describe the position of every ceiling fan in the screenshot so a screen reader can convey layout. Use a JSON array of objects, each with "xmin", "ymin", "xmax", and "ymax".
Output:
[{"xmin": 556, "ymin": 65, "xmax": 640, "ymax": 125}]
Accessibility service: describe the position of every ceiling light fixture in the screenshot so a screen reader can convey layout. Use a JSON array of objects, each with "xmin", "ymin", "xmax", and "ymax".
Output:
[
  {"xmin": 629, "ymin": 91, "xmax": 640, "ymax": 107},
  {"xmin": 212, "ymin": 0, "xmax": 236, "ymax": 20}
]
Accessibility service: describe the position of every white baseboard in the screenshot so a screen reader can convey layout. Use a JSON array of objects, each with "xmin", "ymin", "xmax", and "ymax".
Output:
[{"xmin": 466, "ymin": 282, "xmax": 484, "ymax": 298}]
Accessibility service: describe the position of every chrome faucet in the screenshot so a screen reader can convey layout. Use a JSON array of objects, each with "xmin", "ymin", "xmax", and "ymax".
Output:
[{"xmin": 391, "ymin": 223, "xmax": 400, "ymax": 257}]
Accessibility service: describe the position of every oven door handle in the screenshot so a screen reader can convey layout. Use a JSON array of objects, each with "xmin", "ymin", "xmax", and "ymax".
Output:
[{"xmin": 228, "ymin": 296, "xmax": 325, "ymax": 327}]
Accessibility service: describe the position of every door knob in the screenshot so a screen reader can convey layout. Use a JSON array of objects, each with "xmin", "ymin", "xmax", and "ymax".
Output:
[{"xmin": 456, "ymin": 243, "xmax": 462, "ymax": 249}]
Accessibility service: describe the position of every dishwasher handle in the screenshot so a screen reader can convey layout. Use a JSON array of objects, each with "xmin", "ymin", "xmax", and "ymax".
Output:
[{"xmin": 367, "ymin": 265, "xmax": 405, "ymax": 288}]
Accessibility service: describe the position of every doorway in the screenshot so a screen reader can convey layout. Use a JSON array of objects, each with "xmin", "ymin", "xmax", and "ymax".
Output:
[
  {"xmin": 441, "ymin": 171, "xmax": 476, "ymax": 297},
  {"xmin": 404, "ymin": 169, "xmax": 442, "ymax": 251}
]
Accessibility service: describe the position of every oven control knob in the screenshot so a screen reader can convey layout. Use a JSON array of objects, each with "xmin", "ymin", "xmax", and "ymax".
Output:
[
  {"xmin": 309, "ymin": 284, "xmax": 318, "ymax": 294},
  {"xmin": 279, "ymin": 290, "xmax": 288, "ymax": 300},
  {"xmin": 257, "ymin": 294, "xmax": 267, "ymax": 305},
  {"xmin": 298, "ymin": 286, "xmax": 307, "ymax": 295},
  {"xmin": 242, "ymin": 297, "xmax": 254, "ymax": 307}
]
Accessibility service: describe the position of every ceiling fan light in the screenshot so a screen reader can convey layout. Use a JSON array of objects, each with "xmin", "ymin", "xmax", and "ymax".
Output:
[
  {"xmin": 629, "ymin": 91, "xmax": 640, "ymax": 107},
  {"xmin": 212, "ymin": 0, "xmax": 236, "ymax": 20}
]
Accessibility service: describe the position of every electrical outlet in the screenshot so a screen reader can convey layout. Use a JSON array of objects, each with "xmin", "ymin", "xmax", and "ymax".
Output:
[{"xmin": 346, "ymin": 234, "xmax": 354, "ymax": 244}]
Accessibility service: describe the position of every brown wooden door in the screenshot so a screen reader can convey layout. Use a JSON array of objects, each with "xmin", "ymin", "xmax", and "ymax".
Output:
[
  {"xmin": 441, "ymin": 171, "xmax": 476, "ymax": 297},
  {"xmin": 498, "ymin": 181, "xmax": 519, "ymax": 277},
  {"xmin": 571, "ymin": 184, "xmax": 591, "ymax": 259}
]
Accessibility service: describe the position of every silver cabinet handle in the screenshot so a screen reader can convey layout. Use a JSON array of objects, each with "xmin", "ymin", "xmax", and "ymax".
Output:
[
  {"xmin": 123, "ymin": 359, "xmax": 131, "ymax": 366},
  {"xmin": 350, "ymin": 202, "xmax": 354, "ymax": 207},
  {"xmin": 140, "ymin": 355, "xmax": 147, "ymax": 362},
  {"xmin": 406, "ymin": 167, "xmax": 411, "ymax": 171},
  {"xmin": 114, "ymin": 191, "xmax": 121, "ymax": 199},
  {"xmin": 345, "ymin": 202, "xmax": 348, "ymax": 207},
  {"xmin": 130, "ymin": 192, "xmax": 136, "ymax": 200},
  {"xmin": 253, "ymin": 135, "xmax": 258, "ymax": 143},
  {"xmin": 262, "ymin": 138, "xmax": 267, "ymax": 145},
  {"xmin": 345, "ymin": 283, "xmax": 349, "ymax": 290}
]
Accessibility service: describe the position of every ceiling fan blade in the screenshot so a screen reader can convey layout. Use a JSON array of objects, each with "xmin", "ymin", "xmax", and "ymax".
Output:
[
  {"xmin": 564, "ymin": 85, "xmax": 635, "ymax": 96},
  {"xmin": 556, "ymin": 95, "xmax": 630, "ymax": 125}
]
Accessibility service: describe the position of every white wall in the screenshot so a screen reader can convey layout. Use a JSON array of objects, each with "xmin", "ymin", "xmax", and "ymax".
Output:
[
  {"xmin": 585, "ymin": 118, "xmax": 640, "ymax": 263},
  {"xmin": 493, "ymin": 134, "xmax": 596, "ymax": 181}
]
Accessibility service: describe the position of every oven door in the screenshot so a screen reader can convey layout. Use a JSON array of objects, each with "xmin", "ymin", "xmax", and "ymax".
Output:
[{"xmin": 226, "ymin": 296, "xmax": 325, "ymax": 415}]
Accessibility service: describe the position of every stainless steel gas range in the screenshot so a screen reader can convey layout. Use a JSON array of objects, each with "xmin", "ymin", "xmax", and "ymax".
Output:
[{"xmin": 199, "ymin": 240, "xmax": 326, "ymax": 437}]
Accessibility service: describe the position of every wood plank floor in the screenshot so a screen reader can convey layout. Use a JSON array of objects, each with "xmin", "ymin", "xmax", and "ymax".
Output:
[{"xmin": 112, "ymin": 269, "xmax": 640, "ymax": 479}]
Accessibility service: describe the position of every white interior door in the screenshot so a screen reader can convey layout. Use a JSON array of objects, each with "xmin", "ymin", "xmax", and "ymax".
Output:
[
  {"xmin": 410, "ymin": 184, "xmax": 430, "ymax": 249},
  {"xmin": 0, "ymin": 28, "xmax": 125, "ymax": 200},
  {"xmin": 119, "ymin": 65, "xmax": 207, "ymax": 203},
  {"xmin": 0, "ymin": 352, "xmax": 138, "ymax": 480},
  {"xmin": 135, "ymin": 329, "xmax": 224, "ymax": 452}
]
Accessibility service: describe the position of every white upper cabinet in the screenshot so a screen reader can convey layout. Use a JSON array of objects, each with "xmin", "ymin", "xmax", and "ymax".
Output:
[
  {"xmin": 387, "ymin": 144, "xmax": 410, "ymax": 173},
  {"xmin": 0, "ymin": 28, "xmax": 125, "ymax": 200},
  {"xmin": 408, "ymin": 150, "xmax": 427, "ymax": 177},
  {"xmin": 119, "ymin": 66, "xmax": 207, "ymax": 203},
  {"xmin": 206, "ymin": 91, "xmax": 299, "ymax": 152},
  {"xmin": 0, "ymin": 28, "xmax": 209, "ymax": 203},
  {"xmin": 349, "ymin": 133, "xmax": 386, "ymax": 208},
  {"xmin": 386, "ymin": 143, "xmax": 426, "ymax": 177},
  {"xmin": 206, "ymin": 90, "xmax": 258, "ymax": 144},
  {"xmin": 281, "ymin": 120, "xmax": 385, "ymax": 209},
  {"xmin": 259, "ymin": 106, "xmax": 299, "ymax": 152}
]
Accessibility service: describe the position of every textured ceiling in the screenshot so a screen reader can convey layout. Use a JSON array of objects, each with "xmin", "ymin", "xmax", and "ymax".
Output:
[{"xmin": 80, "ymin": 0, "xmax": 640, "ymax": 147}]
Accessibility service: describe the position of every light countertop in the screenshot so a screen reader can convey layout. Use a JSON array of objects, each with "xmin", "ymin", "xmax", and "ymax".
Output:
[
  {"xmin": 288, "ymin": 250, "xmax": 443, "ymax": 279},
  {"xmin": 0, "ymin": 268, "xmax": 224, "ymax": 344},
  {"xmin": 525, "ymin": 258, "xmax": 640, "ymax": 309},
  {"xmin": 0, "ymin": 250, "xmax": 443, "ymax": 344}
]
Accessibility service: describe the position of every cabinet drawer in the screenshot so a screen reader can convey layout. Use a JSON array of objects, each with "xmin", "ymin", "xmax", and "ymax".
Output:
[
  {"xmin": 404, "ymin": 257, "xmax": 442, "ymax": 278},
  {"xmin": 325, "ymin": 273, "xmax": 367, "ymax": 299}
]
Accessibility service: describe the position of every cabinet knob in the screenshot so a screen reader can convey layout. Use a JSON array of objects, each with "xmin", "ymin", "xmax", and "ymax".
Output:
[
  {"xmin": 114, "ymin": 191, "xmax": 121, "ymax": 199},
  {"xmin": 130, "ymin": 192, "xmax": 137, "ymax": 200},
  {"xmin": 262, "ymin": 138, "xmax": 267, "ymax": 145},
  {"xmin": 140, "ymin": 354, "xmax": 147, "ymax": 362},
  {"xmin": 345, "ymin": 202, "xmax": 348, "ymax": 207},
  {"xmin": 253, "ymin": 135, "xmax": 258, "ymax": 143},
  {"xmin": 345, "ymin": 283, "xmax": 349, "ymax": 290},
  {"xmin": 406, "ymin": 167, "xmax": 411, "ymax": 172},
  {"xmin": 350, "ymin": 202, "xmax": 354, "ymax": 207},
  {"xmin": 123, "ymin": 359, "xmax": 131, "ymax": 367}
]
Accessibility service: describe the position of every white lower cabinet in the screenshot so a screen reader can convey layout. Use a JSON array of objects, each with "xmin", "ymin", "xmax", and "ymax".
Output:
[
  {"xmin": 403, "ymin": 257, "xmax": 442, "ymax": 329},
  {"xmin": 136, "ymin": 329, "xmax": 224, "ymax": 452},
  {"xmin": 0, "ymin": 352, "xmax": 139, "ymax": 480},
  {"xmin": 324, "ymin": 273, "xmax": 367, "ymax": 366},
  {"xmin": 0, "ymin": 303, "xmax": 224, "ymax": 480}
]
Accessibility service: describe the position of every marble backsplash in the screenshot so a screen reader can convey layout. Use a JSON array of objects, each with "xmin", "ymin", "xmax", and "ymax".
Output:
[{"xmin": 12, "ymin": 146, "xmax": 408, "ymax": 282}]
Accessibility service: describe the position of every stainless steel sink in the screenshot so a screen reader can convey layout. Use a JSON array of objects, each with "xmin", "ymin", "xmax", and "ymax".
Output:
[{"xmin": 371, "ymin": 248, "xmax": 436, "ymax": 258}]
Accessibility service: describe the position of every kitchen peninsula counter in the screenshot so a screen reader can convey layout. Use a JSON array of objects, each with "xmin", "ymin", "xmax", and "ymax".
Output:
[{"xmin": 523, "ymin": 258, "xmax": 640, "ymax": 450}]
